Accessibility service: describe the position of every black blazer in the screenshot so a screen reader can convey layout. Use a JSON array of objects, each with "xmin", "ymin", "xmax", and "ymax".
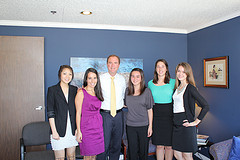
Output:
[
  {"xmin": 183, "ymin": 84, "xmax": 209, "ymax": 122},
  {"xmin": 47, "ymin": 82, "xmax": 78, "ymax": 137}
]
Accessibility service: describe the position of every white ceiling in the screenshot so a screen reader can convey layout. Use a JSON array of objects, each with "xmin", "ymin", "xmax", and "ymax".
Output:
[{"xmin": 0, "ymin": 0, "xmax": 240, "ymax": 33}]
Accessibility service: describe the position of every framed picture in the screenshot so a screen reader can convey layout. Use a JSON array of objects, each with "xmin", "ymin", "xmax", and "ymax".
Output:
[
  {"xmin": 70, "ymin": 57, "xmax": 143, "ymax": 88},
  {"xmin": 204, "ymin": 56, "xmax": 228, "ymax": 88}
]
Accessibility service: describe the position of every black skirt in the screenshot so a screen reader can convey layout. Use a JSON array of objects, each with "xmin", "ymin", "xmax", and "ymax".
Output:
[
  {"xmin": 152, "ymin": 103, "xmax": 173, "ymax": 146},
  {"xmin": 172, "ymin": 112, "xmax": 198, "ymax": 153}
]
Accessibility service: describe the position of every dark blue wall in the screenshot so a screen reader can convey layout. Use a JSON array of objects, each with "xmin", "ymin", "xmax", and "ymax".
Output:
[
  {"xmin": 0, "ymin": 25, "xmax": 187, "ymax": 116},
  {"xmin": 188, "ymin": 16, "xmax": 240, "ymax": 143}
]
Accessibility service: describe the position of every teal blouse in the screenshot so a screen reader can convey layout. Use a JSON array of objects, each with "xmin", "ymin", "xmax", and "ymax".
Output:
[{"xmin": 148, "ymin": 78, "xmax": 175, "ymax": 103}]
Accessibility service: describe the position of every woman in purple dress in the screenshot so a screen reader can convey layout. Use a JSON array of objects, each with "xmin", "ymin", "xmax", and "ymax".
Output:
[{"xmin": 75, "ymin": 68, "xmax": 104, "ymax": 160}]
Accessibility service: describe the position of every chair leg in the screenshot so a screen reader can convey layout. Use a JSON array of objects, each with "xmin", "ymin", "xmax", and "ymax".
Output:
[{"xmin": 20, "ymin": 138, "xmax": 25, "ymax": 160}]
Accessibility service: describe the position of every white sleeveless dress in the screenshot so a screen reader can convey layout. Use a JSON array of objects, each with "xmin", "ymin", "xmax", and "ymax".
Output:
[{"xmin": 50, "ymin": 93, "xmax": 78, "ymax": 150}]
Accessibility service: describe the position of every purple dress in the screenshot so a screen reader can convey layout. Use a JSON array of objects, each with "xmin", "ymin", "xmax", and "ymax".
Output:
[{"xmin": 79, "ymin": 88, "xmax": 104, "ymax": 156}]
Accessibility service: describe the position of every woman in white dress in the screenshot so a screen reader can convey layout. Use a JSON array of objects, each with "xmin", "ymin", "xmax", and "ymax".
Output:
[{"xmin": 47, "ymin": 65, "xmax": 78, "ymax": 160}]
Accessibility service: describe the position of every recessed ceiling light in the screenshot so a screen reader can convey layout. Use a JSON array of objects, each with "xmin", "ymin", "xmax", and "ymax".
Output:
[{"xmin": 80, "ymin": 11, "xmax": 92, "ymax": 15}]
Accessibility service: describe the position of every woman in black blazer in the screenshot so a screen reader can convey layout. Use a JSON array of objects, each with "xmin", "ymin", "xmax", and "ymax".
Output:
[
  {"xmin": 47, "ymin": 65, "xmax": 78, "ymax": 160},
  {"xmin": 172, "ymin": 62, "xmax": 209, "ymax": 160}
]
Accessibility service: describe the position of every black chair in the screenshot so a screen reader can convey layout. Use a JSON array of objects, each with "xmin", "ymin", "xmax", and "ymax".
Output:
[{"xmin": 20, "ymin": 121, "xmax": 54, "ymax": 160}]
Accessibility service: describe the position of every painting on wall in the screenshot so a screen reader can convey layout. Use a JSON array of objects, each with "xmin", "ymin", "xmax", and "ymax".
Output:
[
  {"xmin": 204, "ymin": 56, "xmax": 228, "ymax": 88},
  {"xmin": 70, "ymin": 57, "xmax": 143, "ymax": 88}
]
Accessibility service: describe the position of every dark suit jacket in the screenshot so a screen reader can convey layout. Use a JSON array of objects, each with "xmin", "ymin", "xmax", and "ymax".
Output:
[
  {"xmin": 183, "ymin": 84, "xmax": 209, "ymax": 122},
  {"xmin": 47, "ymin": 82, "xmax": 78, "ymax": 137}
]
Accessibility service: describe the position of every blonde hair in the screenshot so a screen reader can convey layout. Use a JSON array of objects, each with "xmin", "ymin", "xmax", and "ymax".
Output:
[{"xmin": 174, "ymin": 62, "xmax": 196, "ymax": 89}]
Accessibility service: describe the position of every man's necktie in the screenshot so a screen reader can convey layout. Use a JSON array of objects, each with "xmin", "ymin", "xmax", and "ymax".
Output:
[{"xmin": 110, "ymin": 77, "xmax": 116, "ymax": 117}]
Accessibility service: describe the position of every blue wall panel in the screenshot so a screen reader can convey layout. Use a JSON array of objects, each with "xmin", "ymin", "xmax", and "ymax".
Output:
[{"xmin": 188, "ymin": 16, "xmax": 240, "ymax": 142}]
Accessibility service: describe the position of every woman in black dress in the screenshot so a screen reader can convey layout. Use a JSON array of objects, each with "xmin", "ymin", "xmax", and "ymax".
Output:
[
  {"xmin": 148, "ymin": 59, "xmax": 175, "ymax": 160},
  {"xmin": 172, "ymin": 62, "xmax": 209, "ymax": 160}
]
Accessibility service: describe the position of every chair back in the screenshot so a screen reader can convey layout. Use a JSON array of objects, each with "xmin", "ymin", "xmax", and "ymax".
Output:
[{"xmin": 22, "ymin": 121, "xmax": 50, "ymax": 146}]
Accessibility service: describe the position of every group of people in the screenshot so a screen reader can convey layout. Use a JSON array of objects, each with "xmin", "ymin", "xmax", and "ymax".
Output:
[{"xmin": 47, "ymin": 55, "xmax": 209, "ymax": 160}]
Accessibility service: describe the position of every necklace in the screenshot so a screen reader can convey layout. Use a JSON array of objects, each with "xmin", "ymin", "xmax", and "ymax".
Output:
[
  {"xmin": 85, "ymin": 87, "xmax": 94, "ymax": 93},
  {"xmin": 177, "ymin": 84, "xmax": 186, "ymax": 94},
  {"xmin": 86, "ymin": 89, "xmax": 94, "ymax": 92},
  {"xmin": 85, "ymin": 88, "xmax": 96, "ymax": 96}
]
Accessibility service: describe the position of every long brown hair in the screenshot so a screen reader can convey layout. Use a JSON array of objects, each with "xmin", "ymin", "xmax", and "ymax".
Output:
[
  {"xmin": 83, "ymin": 68, "xmax": 104, "ymax": 101},
  {"xmin": 152, "ymin": 59, "xmax": 170, "ymax": 84},
  {"xmin": 174, "ymin": 62, "xmax": 196, "ymax": 89},
  {"xmin": 128, "ymin": 68, "xmax": 146, "ymax": 96}
]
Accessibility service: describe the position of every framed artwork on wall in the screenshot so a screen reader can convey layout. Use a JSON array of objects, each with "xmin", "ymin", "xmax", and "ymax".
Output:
[
  {"xmin": 204, "ymin": 56, "xmax": 228, "ymax": 88},
  {"xmin": 70, "ymin": 57, "xmax": 143, "ymax": 88}
]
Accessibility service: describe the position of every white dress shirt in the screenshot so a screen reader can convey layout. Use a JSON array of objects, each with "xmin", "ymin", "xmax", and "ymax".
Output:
[{"xmin": 100, "ymin": 72, "xmax": 126, "ymax": 110}]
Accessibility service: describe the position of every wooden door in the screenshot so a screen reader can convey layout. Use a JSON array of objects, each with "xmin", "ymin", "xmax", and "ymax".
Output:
[{"xmin": 0, "ymin": 36, "xmax": 45, "ymax": 160}]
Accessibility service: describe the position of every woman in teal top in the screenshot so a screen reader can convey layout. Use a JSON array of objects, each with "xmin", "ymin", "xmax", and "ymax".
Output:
[{"xmin": 148, "ymin": 59, "xmax": 175, "ymax": 160}]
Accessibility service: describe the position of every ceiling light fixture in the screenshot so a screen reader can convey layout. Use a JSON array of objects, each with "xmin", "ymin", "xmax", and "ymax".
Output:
[{"xmin": 80, "ymin": 11, "xmax": 92, "ymax": 15}]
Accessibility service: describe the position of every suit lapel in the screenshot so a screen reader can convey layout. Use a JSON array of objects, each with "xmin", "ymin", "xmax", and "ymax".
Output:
[
  {"xmin": 68, "ymin": 85, "xmax": 75, "ymax": 105},
  {"xmin": 56, "ymin": 82, "xmax": 68, "ymax": 104}
]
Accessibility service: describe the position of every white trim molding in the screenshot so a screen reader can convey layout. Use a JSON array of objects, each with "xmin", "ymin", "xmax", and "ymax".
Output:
[{"xmin": 0, "ymin": 20, "xmax": 187, "ymax": 34}]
